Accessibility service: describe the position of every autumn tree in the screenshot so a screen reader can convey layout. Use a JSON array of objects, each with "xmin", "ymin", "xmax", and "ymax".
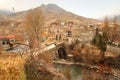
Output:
[
  {"xmin": 110, "ymin": 16, "xmax": 118, "ymax": 41},
  {"xmin": 113, "ymin": 16, "xmax": 118, "ymax": 32},
  {"xmin": 113, "ymin": 16, "xmax": 118, "ymax": 27},
  {"xmin": 103, "ymin": 17, "xmax": 109, "ymax": 27},
  {"xmin": 102, "ymin": 17, "xmax": 109, "ymax": 41},
  {"xmin": 0, "ymin": 43, "xmax": 2, "ymax": 54},
  {"xmin": 24, "ymin": 9, "xmax": 44, "ymax": 49}
]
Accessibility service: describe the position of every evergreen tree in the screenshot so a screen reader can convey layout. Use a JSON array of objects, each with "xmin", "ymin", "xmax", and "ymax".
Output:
[{"xmin": 92, "ymin": 28, "xmax": 107, "ymax": 61}]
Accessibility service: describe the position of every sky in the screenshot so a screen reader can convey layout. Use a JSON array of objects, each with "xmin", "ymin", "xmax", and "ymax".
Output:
[{"xmin": 0, "ymin": 0, "xmax": 120, "ymax": 19}]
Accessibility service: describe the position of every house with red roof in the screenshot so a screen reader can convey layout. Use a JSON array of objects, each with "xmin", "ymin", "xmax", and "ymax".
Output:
[{"xmin": 0, "ymin": 35, "xmax": 15, "ymax": 45}]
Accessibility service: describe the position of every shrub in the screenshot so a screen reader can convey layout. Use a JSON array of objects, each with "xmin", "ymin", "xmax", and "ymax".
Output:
[
  {"xmin": 25, "ymin": 51, "xmax": 67, "ymax": 80},
  {"xmin": 24, "ymin": 52, "xmax": 54, "ymax": 80}
]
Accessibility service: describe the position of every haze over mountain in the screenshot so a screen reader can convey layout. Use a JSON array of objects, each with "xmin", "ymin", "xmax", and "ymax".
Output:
[
  {"xmin": 117, "ymin": 15, "xmax": 120, "ymax": 22},
  {"xmin": 100, "ymin": 15, "xmax": 120, "ymax": 25},
  {"xmin": 0, "ymin": 10, "xmax": 12, "ymax": 20},
  {"xmin": 0, "ymin": 10, "xmax": 12, "ymax": 15}
]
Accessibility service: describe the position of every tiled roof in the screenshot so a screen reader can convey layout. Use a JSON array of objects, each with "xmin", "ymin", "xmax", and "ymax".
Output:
[{"xmin": 0, "ymin": 36, "xmax": 15, "ymax": 39}]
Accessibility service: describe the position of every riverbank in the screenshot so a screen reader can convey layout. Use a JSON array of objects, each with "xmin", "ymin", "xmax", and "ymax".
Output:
[
  {"xmin": 0, "ymin": 45, "xmax": 120, "ymax": 80},
  {"xmin": 53, "ymin": 59, "xmax": 120, "ymax": 80}
]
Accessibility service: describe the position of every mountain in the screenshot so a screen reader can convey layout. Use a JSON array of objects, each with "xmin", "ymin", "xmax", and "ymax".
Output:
[
  {"xmin": 0, "ymin": 10, "xmax": 12, "ymax": 15},
  {"xmin": 0, "ymin": 10, "xmax": 12, "ymax": 21},
  {"xmin": 11, "ymin": 4, "xmax": 100, "ymax": 25},
  {"xmin": 106, "ymin": 15, "xmax": 120, "ymax": 25}
]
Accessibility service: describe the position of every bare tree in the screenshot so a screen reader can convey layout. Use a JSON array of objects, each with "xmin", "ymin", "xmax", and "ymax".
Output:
[{"xmin": 24, "ymin": 9, "xmax": 44, "ymax": 49}]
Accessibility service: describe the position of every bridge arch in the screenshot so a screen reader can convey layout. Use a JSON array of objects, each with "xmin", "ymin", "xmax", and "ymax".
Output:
[{"xmin": 57, "ymin": 46, "xmax": 67, "ymax": 59}]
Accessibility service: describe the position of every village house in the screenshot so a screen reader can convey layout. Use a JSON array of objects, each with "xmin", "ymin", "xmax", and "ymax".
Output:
[
  {"xmin": 0, "ymin": 35, "xmax": 16, "ymax": 49},
  {"xmin": 49, "ymin": 21, "xmax": 75, "ymax": 39}
]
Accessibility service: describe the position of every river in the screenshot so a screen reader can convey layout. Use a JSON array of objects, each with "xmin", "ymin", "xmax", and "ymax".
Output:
[{"xmin": 54, "ymin": 63, "xmax": 119, "ymax": 80}]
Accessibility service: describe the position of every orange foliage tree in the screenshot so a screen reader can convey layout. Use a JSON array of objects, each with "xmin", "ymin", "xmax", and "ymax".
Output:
[{"xmin": 102, "ymin": 17, "xmax": 109, "ymax": 41}]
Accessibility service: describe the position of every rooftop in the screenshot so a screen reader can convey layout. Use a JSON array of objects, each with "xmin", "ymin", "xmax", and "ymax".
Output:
[{"xmin": 0, "ymin": 35, "xmax": 15, "ymax": 39}]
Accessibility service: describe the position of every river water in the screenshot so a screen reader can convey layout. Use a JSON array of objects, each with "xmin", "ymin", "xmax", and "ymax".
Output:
[{"xmin": 54, "ymin": 64, "xmax": 119, "ymax": 80}]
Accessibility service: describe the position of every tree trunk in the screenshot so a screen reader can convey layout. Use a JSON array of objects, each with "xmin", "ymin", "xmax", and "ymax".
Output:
[{"xmin": 100, "ymin": 51, "xmax": 105, "ymax": 62}]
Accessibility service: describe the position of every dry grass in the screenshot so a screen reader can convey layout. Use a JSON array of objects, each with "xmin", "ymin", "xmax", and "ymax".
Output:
[
  {"xmin": 0, "ymin": 51, "xmax": 67, "ymax": 80},
  {"xmin": 0, "ymin": 53, "xmax": 27, "ymax": 80}
]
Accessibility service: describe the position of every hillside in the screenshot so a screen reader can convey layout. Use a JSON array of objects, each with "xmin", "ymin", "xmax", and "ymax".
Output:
[{"xmin": 11, "ymin": 4, "xmax": 100, "ymax": 25}]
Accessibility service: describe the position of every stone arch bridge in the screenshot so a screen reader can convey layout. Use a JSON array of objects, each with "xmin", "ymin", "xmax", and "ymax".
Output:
[{"xmin": 32, "ymin": 41, "xmax": 72, "ymax": 60}]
